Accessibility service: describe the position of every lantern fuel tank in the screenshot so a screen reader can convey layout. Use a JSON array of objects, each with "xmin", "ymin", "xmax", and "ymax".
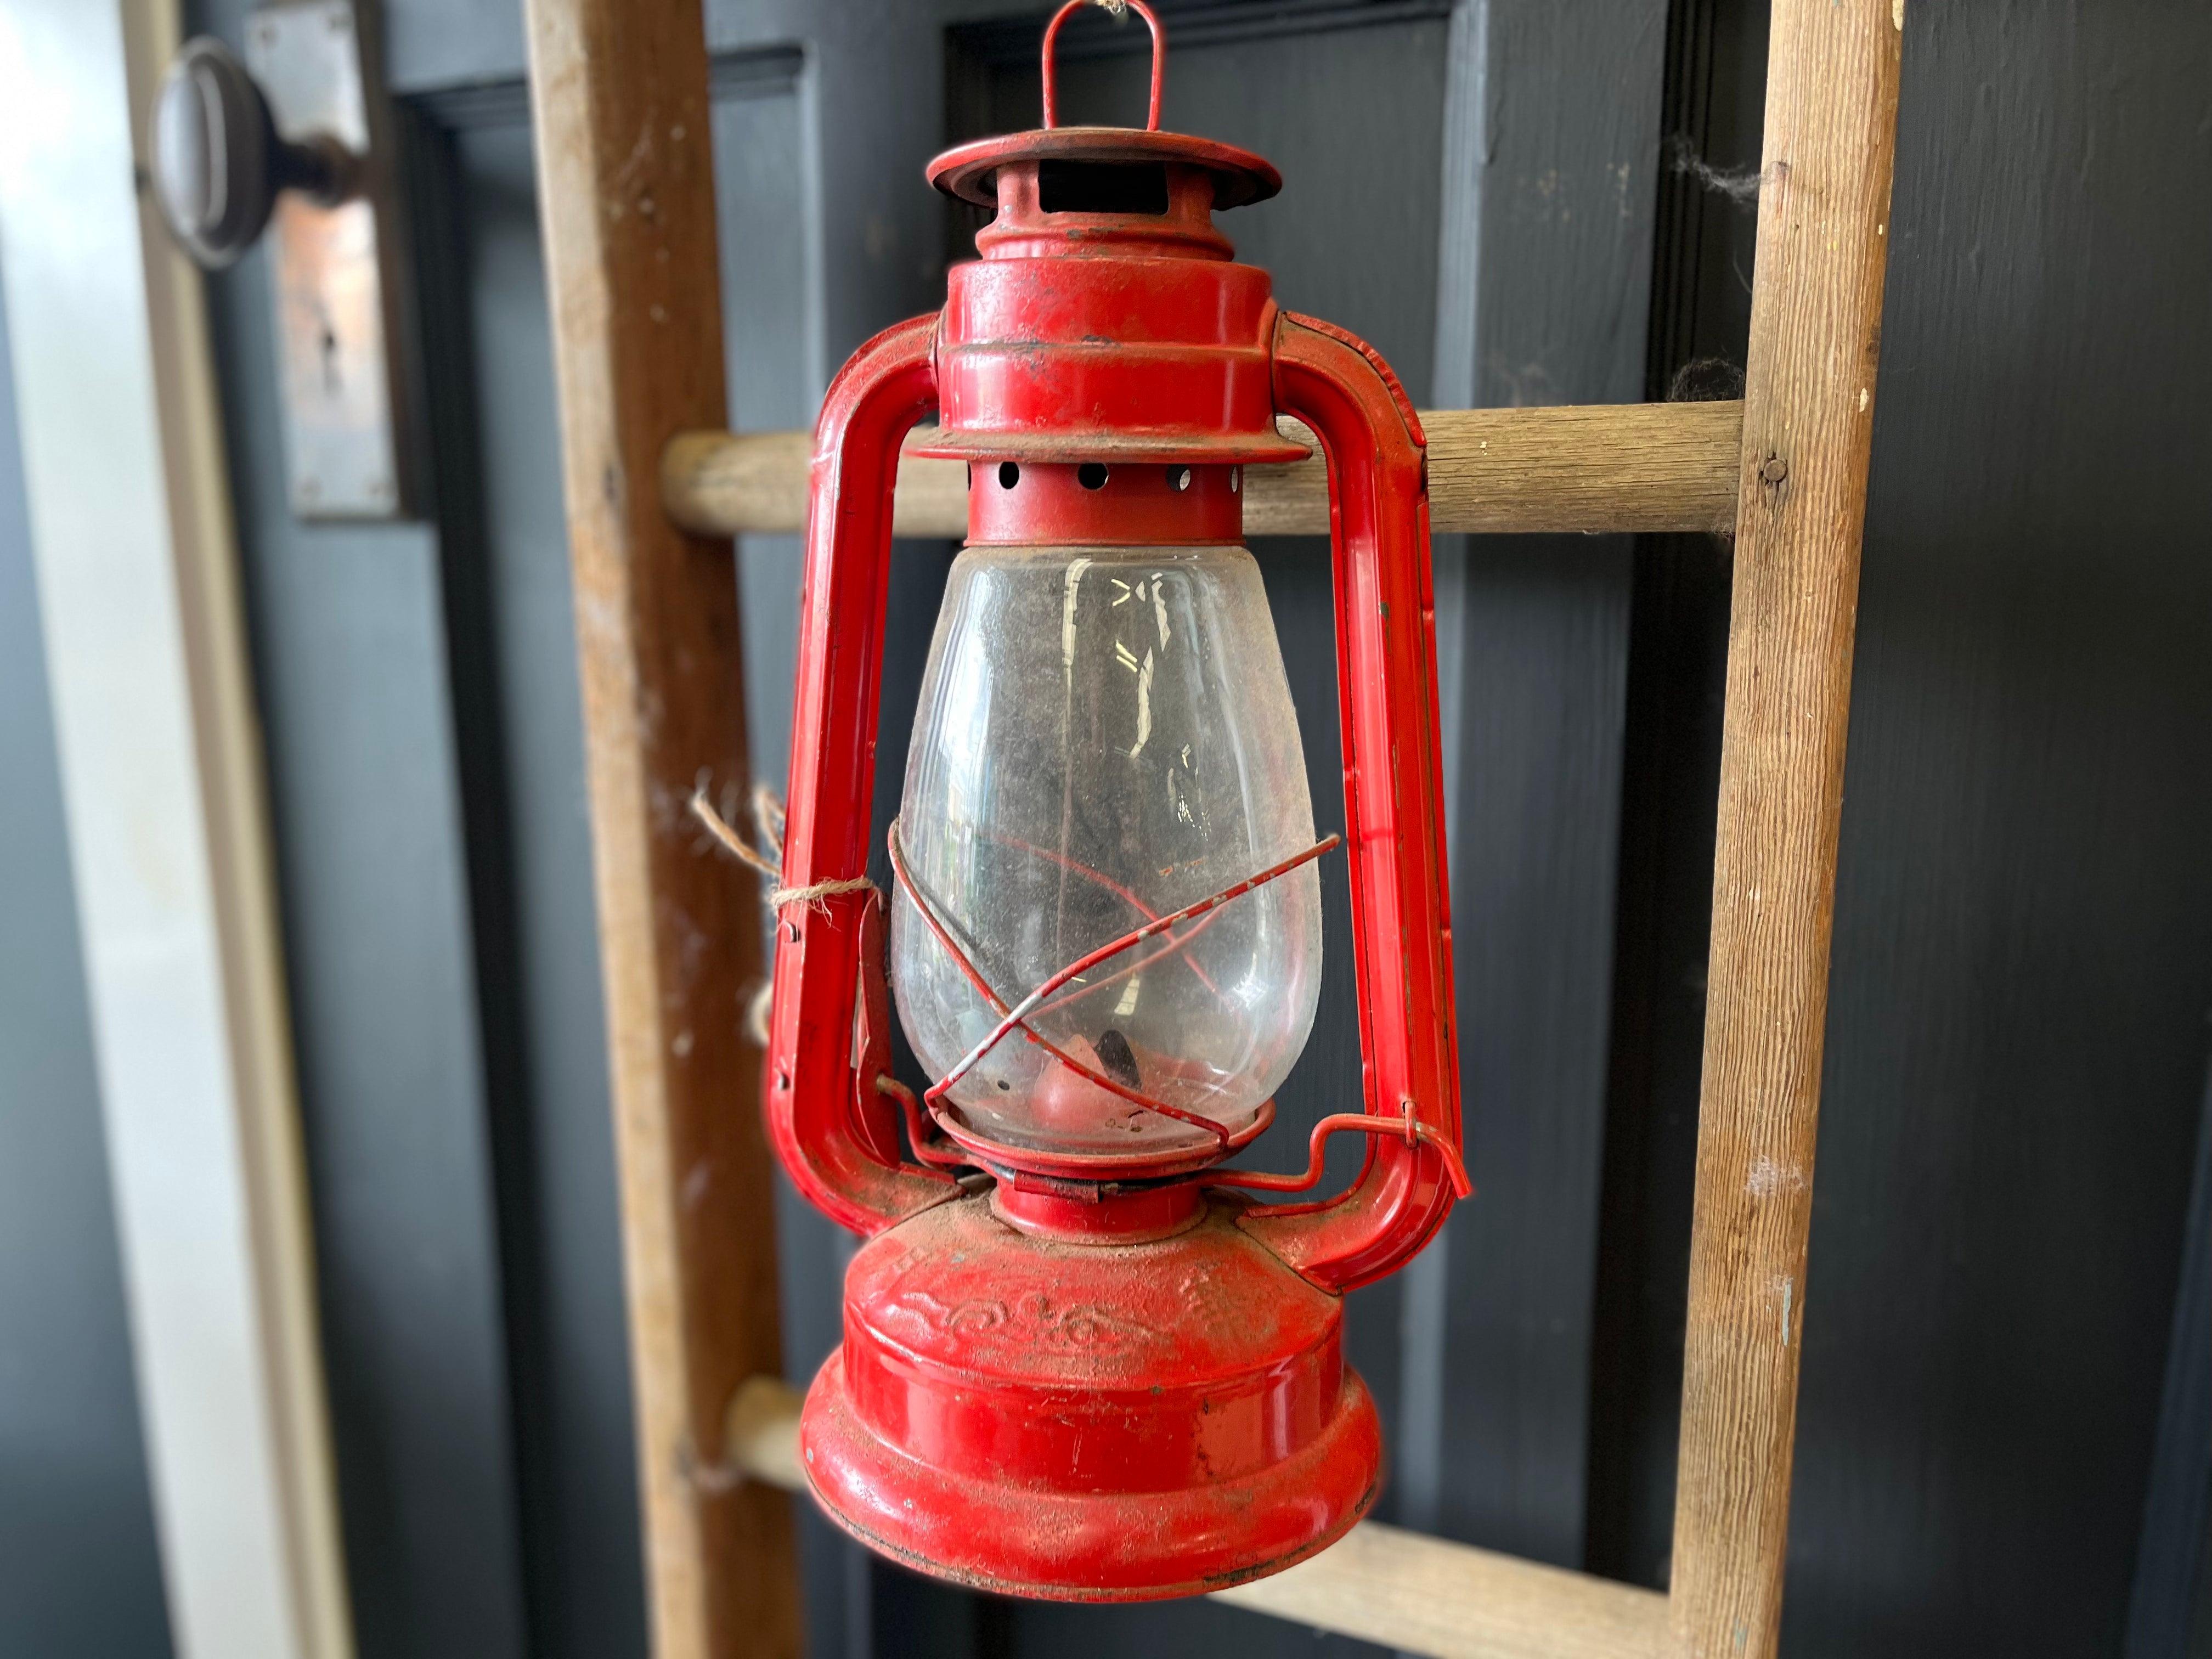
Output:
[{"xmin": 759, "ymin": 0, "xmax": 1466, "ymax": 1599}]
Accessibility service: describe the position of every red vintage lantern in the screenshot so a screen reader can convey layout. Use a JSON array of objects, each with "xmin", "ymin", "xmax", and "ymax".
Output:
[{"xmin": 761, "ymin": 0, "xmax": 1466, "ymax": 1601}]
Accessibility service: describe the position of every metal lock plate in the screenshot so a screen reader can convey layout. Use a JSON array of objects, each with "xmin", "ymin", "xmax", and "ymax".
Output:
[{"xmin": 245, "ymin": 0, "xmax": 410, "ymax": 519}]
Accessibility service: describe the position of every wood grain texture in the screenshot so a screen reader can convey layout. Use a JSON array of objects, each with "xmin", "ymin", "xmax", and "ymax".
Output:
[
  {"xmin": 1778, "ymin": 5, "xmax": 2212, "ymax": 1650},
  {"xmin": 521, "ymin": 3, "xmax": 799, "ymax": 1656},
  {"xmin": 1667, "ymin": 1, "xmax": 1900, "ymax": 1655},
  {"xmin": 722, "ymin": 1381, "xmax": 1664, "ymax": 1659},
  {"xmin": 661, "ymin": 400, "xmax": 1743, "ymax": 541},
  {"xmin": 1213, "ymin": 1523, "xmax": 1665, "ymax": 1659}
]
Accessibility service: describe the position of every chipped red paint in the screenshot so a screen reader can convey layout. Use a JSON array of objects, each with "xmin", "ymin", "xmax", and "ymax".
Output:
[
  {"xmin": 761, "ymin": 1, "xmax": 1463, "ymax": 1600},
  {"xmin": 800, "ymin": 1193, "xmax": 1382, "ymax": 1601}
]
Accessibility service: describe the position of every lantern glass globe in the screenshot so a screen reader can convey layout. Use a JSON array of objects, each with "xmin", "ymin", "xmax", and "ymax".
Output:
[{"xmin": 890, "ymin": 541, "xmax": 1323, "ymax": 1159}]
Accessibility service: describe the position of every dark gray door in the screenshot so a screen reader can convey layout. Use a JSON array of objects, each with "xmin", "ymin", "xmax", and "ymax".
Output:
[{"xmin": 132, "ymin": 3, "xmax": 2212, "ymax": 1659}]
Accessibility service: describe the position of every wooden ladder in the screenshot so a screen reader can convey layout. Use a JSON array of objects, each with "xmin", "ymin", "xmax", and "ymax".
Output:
[{"xmin": 521, "ymin": 1, "xmax": 1903, "ymax": 1655}]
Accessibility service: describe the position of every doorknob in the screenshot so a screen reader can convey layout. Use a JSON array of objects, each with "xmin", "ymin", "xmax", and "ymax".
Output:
[
  {"xmin": 145, "ymin": 2, "xmax": 415, "ymax": 521},
  {"xmin": 151, "ymin": 37, "xmax": 356, "ymax": 269}
]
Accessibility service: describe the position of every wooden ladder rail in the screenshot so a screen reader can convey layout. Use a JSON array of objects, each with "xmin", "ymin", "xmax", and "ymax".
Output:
[
  {"xmin": 524, "ymin": 0, "xmax": 1902, "ymax": 1655},
  {"xmin": 523, "ymin": 2, "xmax": 800, "ymax": 1658}
]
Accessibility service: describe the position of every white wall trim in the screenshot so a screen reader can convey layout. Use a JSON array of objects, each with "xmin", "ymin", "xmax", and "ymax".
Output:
[{"xmin": 0, "ymin": 3, "xmax": 353, "ymax": 1655}]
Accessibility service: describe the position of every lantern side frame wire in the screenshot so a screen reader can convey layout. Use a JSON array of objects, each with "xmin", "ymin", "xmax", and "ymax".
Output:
[
  {"xmin": 884, "ymin": 817, "xmax": 1468, "ymax": 1209},
  {"xmin": 980, "ymin": 828, "xmax": 1244, "ymax": 1018},
  {"xmin": 1204, "ymin": 1108, "xmax": 1471, "ymax": 1203},
  {"xmin": 915, "ymin": 830, "xmax": 1341, "ymax": 1104},
  {"xmin": 887, "ymin": 815, "xmax": 1338, "ymax": 1155}
]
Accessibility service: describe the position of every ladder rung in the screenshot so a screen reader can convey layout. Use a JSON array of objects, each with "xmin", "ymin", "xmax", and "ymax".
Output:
[
  {"xmin": 661, "ymin": 399, "xmax": 1743, "ymax": 542},
  {"xmin": 723, "ymin": 1376, "xmax": 1665, "ymax": 1658}
]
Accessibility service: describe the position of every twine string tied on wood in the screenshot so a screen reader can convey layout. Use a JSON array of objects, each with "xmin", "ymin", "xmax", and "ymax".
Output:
[
  {"xmin": 690, "ymin": 782, "xmax": 878, "ymax": 911},
  {"xmin": 690, "ymin": 781, "xmax": 883, "ymax": 1043}
]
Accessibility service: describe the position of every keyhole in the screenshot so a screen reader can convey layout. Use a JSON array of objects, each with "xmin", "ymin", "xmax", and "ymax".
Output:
[{"xmin": 317, "ymin": 309, "xmax": 341, "ymax": 394}]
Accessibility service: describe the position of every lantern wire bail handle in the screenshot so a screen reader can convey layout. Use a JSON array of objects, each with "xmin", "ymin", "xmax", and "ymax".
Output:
[{"xmin": 1041, "ymin": 0, "xmax": 1165, "ymax": 131}]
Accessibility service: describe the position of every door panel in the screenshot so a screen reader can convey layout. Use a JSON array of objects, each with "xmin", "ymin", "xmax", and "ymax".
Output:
[{"xmin": 1431, "ymin": 0, "xmax": 1659, "ymax": 1570}]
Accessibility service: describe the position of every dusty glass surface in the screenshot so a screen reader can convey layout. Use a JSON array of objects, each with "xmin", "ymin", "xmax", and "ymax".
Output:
[{"xmin": 891, "ymin": 543, "xmax": 1321, "ymax": 1156}]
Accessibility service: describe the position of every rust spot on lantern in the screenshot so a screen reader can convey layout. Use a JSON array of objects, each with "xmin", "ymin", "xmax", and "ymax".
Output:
[{"xmin": 760, "ymin": 0, "xmax": 1465, "ymax": 1601}]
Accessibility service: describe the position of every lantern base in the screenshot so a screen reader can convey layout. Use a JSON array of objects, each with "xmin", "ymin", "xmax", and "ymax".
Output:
[{"xmin": 798, "ymin": 1192, "xmax": 1381, "ymax": 1601}]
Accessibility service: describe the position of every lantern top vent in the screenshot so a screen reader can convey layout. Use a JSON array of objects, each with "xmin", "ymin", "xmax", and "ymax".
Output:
[
  {"xmin": 928, "ymin": 125, "xmax": 1280, "ymax": 215},
  {"xmin": 927, "ymin": 0, "xmax": 1280, "ymax": 217}
]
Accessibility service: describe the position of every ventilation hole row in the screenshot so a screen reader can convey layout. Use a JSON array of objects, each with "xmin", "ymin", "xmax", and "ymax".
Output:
[{"xmin": 985, "ymin": 464, "xmax": 1210, "ymax": 492}]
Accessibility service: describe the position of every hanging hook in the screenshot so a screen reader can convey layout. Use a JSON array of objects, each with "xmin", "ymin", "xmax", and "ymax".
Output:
[{"xmin": 1040, "ymin": 0, "xmax": 1165, "ymax": 132}]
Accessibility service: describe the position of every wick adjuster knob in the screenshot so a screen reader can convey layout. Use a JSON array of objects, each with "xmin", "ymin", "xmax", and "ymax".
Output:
[{"xmin": 151, "ymin": 36, "xmax": 356, "ymax": 269}]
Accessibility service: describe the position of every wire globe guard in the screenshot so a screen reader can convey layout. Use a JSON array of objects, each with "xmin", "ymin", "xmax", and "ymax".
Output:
[{"xmin": 760, "ymin": 0, "xmax": 1463, "ymax": 1602}]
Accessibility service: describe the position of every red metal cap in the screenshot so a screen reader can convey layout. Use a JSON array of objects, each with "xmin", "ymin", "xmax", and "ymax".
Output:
[
  {"xmin": 916, "ymin": 1, "xmax": 1307, "ymax": 468},
  {"xmin": 927, "ymin": 0, "xmax": 1280, "ymax": 210},
  {"xmin": 928, "ymin": 126, "xmax": 1281, "ymax": 214}
]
